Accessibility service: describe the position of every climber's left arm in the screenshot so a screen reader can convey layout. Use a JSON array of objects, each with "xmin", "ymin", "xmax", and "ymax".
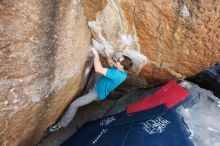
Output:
[{"xmin": 91, "ymin": 47, "xmax": 107, "ymax": 76}]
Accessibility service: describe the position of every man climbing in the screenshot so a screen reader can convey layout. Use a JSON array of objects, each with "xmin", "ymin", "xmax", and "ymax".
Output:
[{"xmin": 48, "ymin": 47, "xmax": 132, "ymax": 133}]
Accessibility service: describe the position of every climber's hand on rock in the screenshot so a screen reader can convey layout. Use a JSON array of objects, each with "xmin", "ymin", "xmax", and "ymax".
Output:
[
  {"xmin": 91, "ymin": 47, "xmax": 99, "ymax": 56},
  {"xmin": 104, "ymin": 48, "xmax": 111, "ymax": 58}
]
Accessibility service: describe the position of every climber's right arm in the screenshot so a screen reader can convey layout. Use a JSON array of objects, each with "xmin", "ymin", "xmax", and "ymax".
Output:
[{"xmin": 104, "ymin": 48, "xmax": 116, "ymax": 67}]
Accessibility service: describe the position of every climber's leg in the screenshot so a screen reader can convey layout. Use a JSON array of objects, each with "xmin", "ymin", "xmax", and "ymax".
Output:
[
  {"xmin": 59, "ymin": 89, "xmax": 98, "ymax": 127},
  {"xmin": 48, "ymin": 88, "xmax": 98, "ymax": 133}
]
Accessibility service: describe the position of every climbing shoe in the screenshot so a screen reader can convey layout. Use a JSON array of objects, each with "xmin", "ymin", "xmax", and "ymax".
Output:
[{"xmin": 48, "ymin": 123, "xmax": 61, "ymax": 133}]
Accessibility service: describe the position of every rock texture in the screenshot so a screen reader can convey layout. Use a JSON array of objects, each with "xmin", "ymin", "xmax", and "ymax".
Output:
[
  {"xmin": 0, "ymin": 0, "xmax": 220, "ymax": 145},
  {"xmin": 83, "ymin": 0, "xmax": 220, "ymax": 85},
  {"xmin": 177, "ymin": 81, "xmax": 220, "ymax": 146},
  {"xmin": 0, "ymin": 0, "xmax": 91, "ymax": 146}
]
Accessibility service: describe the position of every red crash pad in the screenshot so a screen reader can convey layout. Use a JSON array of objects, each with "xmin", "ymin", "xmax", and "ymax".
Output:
[{"xmin": 127, "ymin": 80, "xmax": 189, "ymax": 113}]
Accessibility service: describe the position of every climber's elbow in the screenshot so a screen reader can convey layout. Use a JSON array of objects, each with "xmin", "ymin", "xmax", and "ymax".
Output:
[{"xmin": 95, "ymin": 67, "xmax": 107, "ymax": 76}]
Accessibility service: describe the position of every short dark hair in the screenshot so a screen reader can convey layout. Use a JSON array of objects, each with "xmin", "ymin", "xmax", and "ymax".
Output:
[{"xmin": 121, "ymin": 55, "xmax": 132, "ymax": 71}]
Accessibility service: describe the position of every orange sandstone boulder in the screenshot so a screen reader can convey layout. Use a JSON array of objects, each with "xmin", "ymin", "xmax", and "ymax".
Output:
[
  {"xmin": 83, "ymin": 0, "xmax": 220, "ymax": 85},
  {"xmin": 0, "ymin": 1, "xmax": 91, "ymax": 145},
  {"xmin": 0, "ymin": 0, "xmax": 220, "ymax": 145}
]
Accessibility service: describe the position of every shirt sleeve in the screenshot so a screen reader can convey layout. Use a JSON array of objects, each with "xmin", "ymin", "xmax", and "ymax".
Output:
[{"xmin": 105, "ymin": 68, "xmax": 117, "ymax": 80}]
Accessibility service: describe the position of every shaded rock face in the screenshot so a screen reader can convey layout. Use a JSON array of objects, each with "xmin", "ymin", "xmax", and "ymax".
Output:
[
  {"xmin": 0, "ymin": 0, "xmax": 91, "ymax": 146},
  {"xmin": 188, "ymin": 62, "xmax": 220, "ymax": 98},
  {"xmin": 83, "ymin": 0, "xmax": 220, "ymax": 85}
]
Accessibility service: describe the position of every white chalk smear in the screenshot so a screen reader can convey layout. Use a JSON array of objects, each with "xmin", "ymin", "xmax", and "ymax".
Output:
[
  {"xmin": 181, "ymin": 5, "xmax": 190, "ymax": 18},
  {"xmin": 72, "ymin": 0, "xmax": 80, "ymax": 4},
  {"xmin": 119, "ymin": 34, "xmax": 133, "ymax": 48},
  {"xmin": 207, "ymin": 127, "xmax": 219, "ymax": 133},
  {"xmin": 91, "ymin": 39, "xmax": 114, "ymax": 55},
  {"xmin": 124, "ymin": 48, "xmax": 148, "ymax": 65}
]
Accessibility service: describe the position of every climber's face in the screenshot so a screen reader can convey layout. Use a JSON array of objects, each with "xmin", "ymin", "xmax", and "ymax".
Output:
[{"xmin": 116, "ymin": 56, "xmax": 124, "ymax": 70}]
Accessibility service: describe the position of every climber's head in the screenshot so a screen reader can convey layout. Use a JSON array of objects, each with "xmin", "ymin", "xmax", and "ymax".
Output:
[{"xmin": 116, "ymin": 55, "xmax": 132, "ymax": 71}]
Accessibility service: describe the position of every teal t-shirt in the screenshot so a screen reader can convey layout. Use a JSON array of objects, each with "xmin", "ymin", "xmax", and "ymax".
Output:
[{"xmin": 96, "ymin": 66, "xmax": 127, "ymax": 100}]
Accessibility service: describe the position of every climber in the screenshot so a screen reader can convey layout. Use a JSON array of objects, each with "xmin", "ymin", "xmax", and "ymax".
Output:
[{"xmin": 48, "ymin": 47, "xmax": 133, "ymax": 133}]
